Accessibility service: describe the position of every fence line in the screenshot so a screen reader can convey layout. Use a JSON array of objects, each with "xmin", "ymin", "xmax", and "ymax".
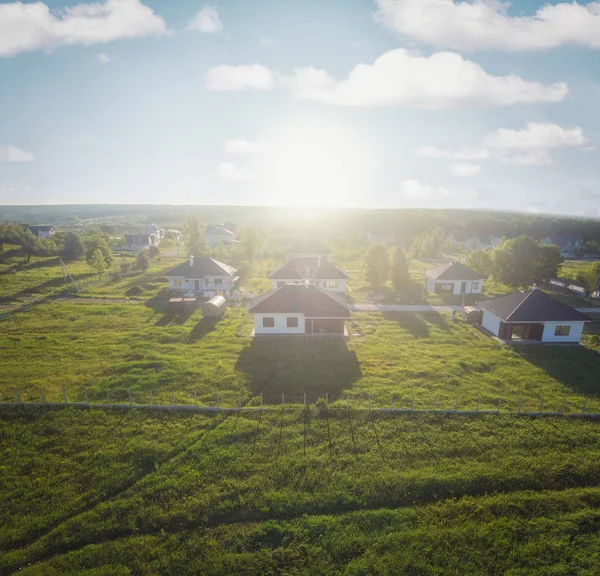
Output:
[{"xmin": 2, "ymin": 389, "xmax": 600, "ymax": 419}]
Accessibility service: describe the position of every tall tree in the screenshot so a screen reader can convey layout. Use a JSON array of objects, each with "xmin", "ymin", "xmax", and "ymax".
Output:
[
  {"xmin": 465, "ymin": 249, "xmax": 493, "ymax": 277},
  {"xmin": 61, "ymin": 231, "xmax": 84, "ymax": 261},
  {"xmin": 148, "ymin": 244, "xmax": 160, "ymax": 261},
  {"xmin": 89, "ymin": 248, "xmax": 107, "ymax": 279},
  {"xmin": 364, "ymin": 242, "xmax": 389, "ymax": 287},
  {"xmin": 183, "ymin": 216, "xmax": 210, "ymax": 256},
  {"xmin": 21, "ymin": 231, "xmax": 39, "ymax": 263},
  {"xmin": 492, "ymin": 235, "xmax": 541, "ymax": 288},
  {"xmin": 240, "ymin": 228, "xmax": 262, "ymax": 262},
  {"xmin": 534, "ymin": 244, "xmax": 563, "ymax": 283},
  {"xmin": 85, "ymin": 236, "xmax": 112, "ymax": 267},
  {"xmin": 135, "ymin": 249, "xmax": 150, "ymax": 271},
  {"xmin": 390, "ymin": 247, "xmax": 409, "ymax": 291},
  {"xmin": 212, "ymin": 240, "xmax": 227, "ymax": 261}
]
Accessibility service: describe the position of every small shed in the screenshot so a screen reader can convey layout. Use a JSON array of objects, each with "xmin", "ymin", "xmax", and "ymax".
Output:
[
  {"xmin": 462, "ymin": 306, "xmax": 482, "ymax": 325},
  {"xmin": 183, "ymin": 297, "xmax": 198, "ymax": 312},
  {"xmin": 202, "ymin": 295, "xmax": 226, "ymax": 317},
  {"xmin": 168, "ymin": 297, "xmax": 183, "ymax": 312}
]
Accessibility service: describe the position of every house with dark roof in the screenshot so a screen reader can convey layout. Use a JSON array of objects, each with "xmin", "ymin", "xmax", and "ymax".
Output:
[
  {"xmin": 166, "ymin": 256, "xmax": 238, "ymax": 298},
  {"xmin": 425, "ymin": 262, "xmax": 485, "ymax": 295},
  {"xmin": 124, "ymin": 231, "xmax": 159, "ymax": 251},
  {"xmin": 478, "ymin": 288, "xmax": 591, "ymax": 343},
  {"xmin": 28, "ymin": 225, "xmax": 55, "ymax": 239},
  {"xmin": 206, "ymin": 224, "xmax": 238, "ymax": 250},
  {"xmin": 284, "ymin": 240, "xmax": 333, "ymax": 261},
  {"xmin": 269, "ymin": 257, "xmax": 349, "ymax": 293},
  {"xmin": 249, "ymin": 284, "xmax": 351, "ymax": 336}
]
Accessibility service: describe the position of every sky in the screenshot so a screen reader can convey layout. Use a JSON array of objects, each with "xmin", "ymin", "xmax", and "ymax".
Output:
[{"xmin": 1, "ymin": 0, "xmax": 600, "ymax": 215}]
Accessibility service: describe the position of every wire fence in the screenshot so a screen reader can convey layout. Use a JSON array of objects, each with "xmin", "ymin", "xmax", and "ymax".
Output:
[{"xmin": 3, "ymin": 387, "xmax": 600, "ymax": 419}]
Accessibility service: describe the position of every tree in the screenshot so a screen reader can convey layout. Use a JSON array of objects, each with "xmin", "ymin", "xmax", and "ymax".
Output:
[
  {"xmin": 364, "ymin": 242, "xmax": 389, "ymax": 287},
  {"xmin": 212, "ymin": 240, "xmax": 227, "ymax": 261},
  {"xmin": 135, "ymin": 249, "xmax": 150, "ymax": 271},
  {"xmin": 148, "ymin": 244, "xmax": 160, "ymax": 261},
  {"xmin": 240, "ymin": 228, "xmax": 262, "ymax": 262},
  {"xmin": 430, "ymin": 227, "xmax": 445, "ymax": 257},
  {"xmin": 184, "ymin": 216, "xmax": 210, "ymax": 256},
  {"xmin": 534, "ymin": 244, "xmax": 562, "ymax": 283},
  {"xmin": 89, "ymin": 248, "xmax": 107, "ymax": 279},
  {"xmin": 390, "ymin": 247, "xmax": 409, "ymax": 291},
  {"xmin": 21, "ymin": 231, "xmax": 40, "ymax": 263},
  {"xmin": 465, "ymin": 249, "xmax": 493, "ymax": 277},
  {"xmin": 85, "ymin": 236, "xmax": 112, "ymax": 268},
  {"xmin": 492, "ymin": 235, "xmax": 541, "ymax": 288},
  {"xmin": 61, "ymin": 231, "xmax": 84, "ymax": 261},
  {"xmin": 576, "ymin": 261, "xmax": 600, "ymax": 295}
]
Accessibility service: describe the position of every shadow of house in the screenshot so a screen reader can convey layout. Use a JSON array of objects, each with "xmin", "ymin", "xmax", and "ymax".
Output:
[
  {"xmin": 520, "ymin": 343, "xmax": 600, "ymax": 398},
  {"xmin": 189, "ymin": 317, "xmax": 220, "ymax": 341},
  {"xmin": 235, "ymin": 337, "xmax": 362, "ymax": 402},
  {"xmin": 382, "ymin": 311, "xmax": 451, "ymax": 338}
]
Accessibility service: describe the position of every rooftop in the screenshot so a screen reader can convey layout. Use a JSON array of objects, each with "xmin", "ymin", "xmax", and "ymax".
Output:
[
  {"xmin": 269, "ymin": 257, "xmax": 348, "ymax": 281},
  {"xmin": 284, "ymin": 240, "xmax": 333, "ymax": 255},
  {"xmin": 425, "ymin": 261, "xmax": 485, "ymax": 281},
  {"xmin": 167, "ymin": 256, "xmax": 236, "ymax": 278}
]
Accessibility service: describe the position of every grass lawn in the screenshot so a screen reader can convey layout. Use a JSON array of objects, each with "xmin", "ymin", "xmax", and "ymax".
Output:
[{"xmin": 2, "ymin": 407, "xmax": 600, "ymax": 574}]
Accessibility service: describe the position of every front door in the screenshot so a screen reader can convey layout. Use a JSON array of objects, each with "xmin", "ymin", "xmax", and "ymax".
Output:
[
  {"xmin": 460, "ymin": 281, "xmax": 467, "ymax": 294},
  {"xmin": 194, "ymin": 280, "xmax": 201, "ymax": 291}
]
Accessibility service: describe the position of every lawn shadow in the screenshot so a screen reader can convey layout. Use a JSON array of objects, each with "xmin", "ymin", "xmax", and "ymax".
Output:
[
  {"xmin": 235, "ymin": 337, "xmax": 362, "ymax": 403},
  {"xmin": 189, "ymin": 317, "xmax": 220, "ymax": 342},
  {"xmin": 155, "ymin": 311, "xmax": 176, "ymax": 326},
  {"xmin": 383, "ymin": 310, "xmax": 452, "ymax": 338}
]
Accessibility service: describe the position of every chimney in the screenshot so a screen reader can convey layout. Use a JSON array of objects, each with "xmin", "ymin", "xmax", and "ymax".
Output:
[
  {"xmin": 189, "ymin": 255, "xmax": 194, "ymax": 267},
  {"xmin": 532, "ymin": 283, "xmax": 538, "ymax": 290}
]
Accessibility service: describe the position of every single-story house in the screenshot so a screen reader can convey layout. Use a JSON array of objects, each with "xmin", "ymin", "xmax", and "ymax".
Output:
[
  {"xmin": 167, "ymin": 255, "xmax": 238, "ymax": 298},
  {"xmin": 446, "ymin": 233, "xmax": 502, "ymax": 251},
  {"xmin": 540, "ymin": 234, "xmax": 583, "ymax": 259},
  {"xmin": 124, "ymin": 231, "xmax": 159, "ymax": 251},
  {"xmin": 478, "ymin": 288, "xmax": 591, "ymax": 344},
  {"xmin": 28, "ymin": 225, "xmax": 55, "ymax": 239},
  {"xmin": 425, "ymin": 262, "xmax": 485, "ymax": 295},
  {"xmin": 249, "ymin": 284, "xmax": 351, "ymax": 335},
  {"xmin": 284, "ymin": 240, "xmax": 333, "ymax": 261},
  {"xmin": 146, "ymin": 223, "xmax": 165, "ymax": 241},
  {"xmin": 206, "ymin": 224, "xmax": 238, "ymax": 250},
  {"xmin": 269, "ymin": 257, "xmax": 349, "ymax": 293}
]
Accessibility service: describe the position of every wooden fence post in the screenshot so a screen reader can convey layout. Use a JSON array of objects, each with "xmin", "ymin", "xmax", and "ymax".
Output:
[
  {"xmin": 476, "ymin": 397, "xmax": 480, "ymax": 414},
  {"xmin": 217, "ymin": 392, "xmax": 220, "ymax": 410},
  {"xmin": 518, "ymin": 398, "xmax": 523, "ymax": 414},
  {"xmin": 561, "ymin": 397, "xmax": 566, "ymax": 414},
  {"xmin": 194, "ymin": 391, "xmax": 198, "ymax": 407},
  {"xmin": 107, "ymin": 390, "xmax": 111, "ymax": 406},
  {"xmin": 497, "ymin": 397, "xmax": 502, "ymax": 414},
  {"xmin": 433, "ymin": 398, "xmax": 437, "ymax": 412},
  {"xmin": 62, "ymin": 386, "xmax": 67, "ymax": 404},
  {"xmin": 150, "ymin": 390, "xmax": 153, "ymax": 406},
  {"xmin": 15, "ymin": 389, "xmax": 21, "ymax": 405},
  {"xmin": 39, "ymin": 388, "xmax": 46, "ymax": 404},
  {"xmin": 455, "ymin": 396, "xmax": 459, "ymax": 413},
  {"xmin": 282, "ymin": 393, "xmax": 285, "ymax": 410},
  {"xmin": 238, "ymin": 392, "xmax": 242, "ymax": 410},
  {"xmin": 539, "ymin": 397, "xmax": 544, "ymax": 414},
  {"xmin": 84, "ymin": 386, "xmax": 89, "ymax": 405},
  {"xmin": 411, "ymin": 396, "xmax": 415, "ymax": 411},
  {"xmin": 304, "ymin": 392, "xmax": 307, "ymax": 409},
  {"xmin": 368, "ymin": 394, "xmax": 371, "ymax": 412},
  {"xmin": 260, "ymin": 393, "xmax": 263, "ymax": 410},
  {"xmin": 325, "ymin": 393, "xmax": 328, "ymax": 408},
  {"xmin": 128, "ymin": 389, "xmax": 132, "ymax": 407},
  {"xmin": 582, "ymin": 398, "xmax": 587, "ymax": 415},
  {"xmin": 172, "ymin": 391, "xmax": 175, "ymax": 407},
  {"xmin": 390, "ymin": 393, "xmax": 393, "ymax": 410}
]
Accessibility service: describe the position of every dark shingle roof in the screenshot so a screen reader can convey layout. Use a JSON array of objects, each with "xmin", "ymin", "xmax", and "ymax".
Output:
[
  {"xmin": 167, "ymin": 257, "xmax": 236, "ymax": 278},
  {"xmin": 284, "ymin": 240, "xmax": 333, "ymax": 255},
  {"xmin": 249, "ymin": 285, "xmax": 351, "ymax": 317},
  {"xmin": 425, "ymin": 262, "xmax": 485, "ymax": 281},
  {"xmin": 269, "ymin": 257, "xmax": 349, "ymax": 281},
  {"xmin": 28, "ymin": 225, "xmax": 54, "ymax": 233},
  {"xmin": 478, "ymin": 289, "xmax": 591, "ymax": 322}
]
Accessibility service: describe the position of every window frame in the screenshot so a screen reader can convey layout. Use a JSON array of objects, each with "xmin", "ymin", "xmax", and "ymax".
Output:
[
  {"xmin": 172, "ymin": 278, "xmax": 182, "ymax": 287},
  {"xmin": 262, "ymin": 317, "xmax": 275, "ymax": 328},
  {"xmin": 554, "ymin": 325, "xmax": 571, "ymax": 337},
  {"xmin": 286, "ymin": 317, "xmax": 299, "ymax": 328}
]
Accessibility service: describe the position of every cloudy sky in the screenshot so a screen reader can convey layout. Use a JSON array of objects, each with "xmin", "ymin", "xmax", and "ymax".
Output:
[{"xmin": 1, "ymin": 0, "xmax": 600, "ymax": 214}]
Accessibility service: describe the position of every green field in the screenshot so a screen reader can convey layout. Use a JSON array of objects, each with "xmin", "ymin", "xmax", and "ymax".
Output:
[{"xmin": 2, "ymin": 407, "xmax": 600, "ymax": 574}]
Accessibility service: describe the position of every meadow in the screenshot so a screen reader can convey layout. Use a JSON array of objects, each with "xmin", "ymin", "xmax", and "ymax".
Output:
[{"xmin": 2, "ymin": 407, "xmax": 600, "ymax": 574}]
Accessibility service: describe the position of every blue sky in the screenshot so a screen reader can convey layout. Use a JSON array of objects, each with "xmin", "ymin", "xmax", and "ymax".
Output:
[{"xmin": 1, "ymin": 0, "xmax": 600, "ymax": 214}]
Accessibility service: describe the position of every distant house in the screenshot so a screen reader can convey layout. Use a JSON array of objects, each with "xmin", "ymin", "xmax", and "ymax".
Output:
[
  {"xmin": 166, "ymin": 255, "xmax": 238, "ymax": 298},
  {"xmin": 446, "ymin": 233, "xmax": 501, "ymax": 251},
  {"xmin": 541, "ymin": 234, "xmax": 583, "ymax": 259},
  {"xmin": 425, "ymin": 262, "xmax": 485, "ymax": 295},
  {"xmin": 206, "ymin": 224, "xmax": 238, "ymax": 250},
  {"xmin": 284, "ymin": 240, "xmax": 333, "ymax": 261},
  {"xmin": 28, "ymin": 225, "xmax": 55, "ymax": 239},
  {"xmin": 249, "ymin": 284, "xmax": 351, "ymax": 336},
  {"xmin": 124, "ymin": 231, "xmax": 159, "ymax": 251},
  {"xmin": 478, "ymin": 289, "xmax": 591, "ymax": 344},
  {"xmin": 269, "ymin": 257, "xmax": 349, "ymax": 293},
  {"xmin": 146, "ymin": 223, "xmax": 165, "ymax": 241}
]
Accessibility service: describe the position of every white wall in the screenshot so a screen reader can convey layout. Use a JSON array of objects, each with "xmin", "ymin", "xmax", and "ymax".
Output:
[
  {"xmin": 254, "ymin": 313, "xmax": 305, "ymax": 335},
  {"xmin": 481, "ymin": 310, "xmax": 502, "ymax": 336},
  {"xmin": 426, "ymin": 279, "xmax": 483, "ymax": 295},
  {"xmin": 271, "ymin": 279, "xmax": 346, "ymax": 293},
  {"xmin": 168, "ymin": 275, "xmax": 236, "ymax": 296},
  {"xmin": 541, "ymin": 321, "xmax": 585, "ymax": 343}
]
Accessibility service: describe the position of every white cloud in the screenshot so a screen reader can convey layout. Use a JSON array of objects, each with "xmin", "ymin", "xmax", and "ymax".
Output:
[
  {"xmin": 400, "ymin": 179, "xmax": 450, "ymax": 199},
  {"xmin": 288, "ymin": 49, "xmax": 567, "ymax": 108},
  {"xmin": 419, "ymin": 123, "xmax": 591, "ymax": 167},
  {"xmin": 0, "ymin": 0, "xmax": 167, "ymax": 57},
  {"xmin": 451, "ymin": 164, "xmax": 482, "ymax": 177},
  {"xmin": 399, "ymin": 179, "xmax": 477, "ymax": 206},
  {"xmin": 96, "ymin": 52, "xmax": 111, "ymax": 63},
  {"xmin": 224, "ymin": 139, "xmax": 270, "ymax": 155},
  {"xmin": 206, "ymin": 64, "xmax": 275, "ymax": 91},
  {"xmin": 375, "ymin": 0, "xmax": 600, "ymax": 51},
  {"xmin": 0, "ymin": 145, "xmax": 35, "ymax": 162},
  {"xmin": 186, "ymin": 5, "xmax": 222, "ymax": 33},
  {"xmin": 217, "ymin": 162, "xmax": 254, "ymax": 183}
]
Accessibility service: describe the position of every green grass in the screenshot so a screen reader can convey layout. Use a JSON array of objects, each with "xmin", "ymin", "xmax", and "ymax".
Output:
[{"xmin": 2, "ymin": 407, "xmax": 600, "ymax": 574}]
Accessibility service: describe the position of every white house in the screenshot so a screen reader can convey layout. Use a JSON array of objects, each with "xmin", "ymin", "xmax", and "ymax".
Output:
[
  {"xmin": 28, "ymin": 225, "xmax": 55, "ymax": 239},
  {"xmin": 124, "ymin": 231, "xmax": 159, "ymax": 251},
  {"xmin": 249, "ymin": 284, "xmax": 351, "ymax": 336},
  {"xmin": 478, "ymin": 288, "xmax": 591, "ymax": 344},
  {"xmin": 446, "ymin": 233, "xmax": 502, "ymax": 251},
  {"xmin": 269, "ymin": 257, "xmax": 348, "ymax": 293},
  {"xmin": 206, "ymin": 224, "xmax": 237, "ymax": 250},
  {"xmin": 425, "ymin": 262, "xmax": 485, "ymax": 295},
  {"xmin": 284, "ymin": 240, "xmax": 333, "ymax": 261},
  {"xmin": 166, "ymin": 255, "xmax": 238, "ymax": 298}
]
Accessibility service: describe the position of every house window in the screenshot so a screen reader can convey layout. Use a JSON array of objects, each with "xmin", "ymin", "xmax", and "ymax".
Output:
[
  {"xmin": 214, "ymin": 279, "xmax": 223, "ymax": 286},
  {"xmin": 472, "ymin": 281, "xmax": 480, "ymax": 290},
  {"xmin": 172, "ymin": 279, "xmax": 182, "ymax": 287},
  {"xmin": 262, "ymin": 317, "xmax": 275, "ymax": 328},
  {"xmin": 287, "ymin": 317, "xmax": 298, "ymax": 328},
  {"xmin": 325, "ymin": 280, "xmax": 339, "ymax": 289},
  {"xmin": 554, "ymin": 325, "xmax": 571, "ymax": 336}
]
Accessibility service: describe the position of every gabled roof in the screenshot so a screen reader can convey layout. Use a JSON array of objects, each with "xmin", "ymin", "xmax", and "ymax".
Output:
[
  {"xmin": 285, "ymin": 240, "xmax": 333, "ymax": 255},
  {"xmin": 28, "ymin": 225, "xmax": 54, "ymax": 233},
  {"xmin": 167, "ymin": 257, "xmax": 236, "ymax": 278},
  {"xmin": 249, "ymin": 285, "xmax": 351, "ymax": 317},
  {"xmin": 269, "ymin": 257, "xmax": 349, "ymax": 281},
  {"xmin": 425, "ymin": 262, "xmax": 485, "ymax": 281},
  {"xmin": 478, "ymin": 289, "xmax": 591, "ymax": 323}
]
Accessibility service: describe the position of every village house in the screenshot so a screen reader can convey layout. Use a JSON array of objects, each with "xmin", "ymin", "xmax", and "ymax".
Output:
[
  {"xmin": 166, "ymin": 255, "xmax": 238, "ymax": 298},
  {"xmin": 249, "ymin": 284, "xmax": 351, "ymax": 336},
  {"xmin": 27, "ymin": 225, "xmax": 55, "ymax": 239},
  {"xmin": 124, "ymin": 230, "xmax": 159, "ymax": 251},
  {"xmin": 425, "ymin": 262, "xmax": 485, "ymax": 295},
  {"xmin": 269, "ymin": 257, "xmax": 348, "ymax": 293},
  {"xmin": 446, "ymin": 233, "xmax": 502, "ymax": 251},
  {"xmin": 478, "ymin": 288, "xmax": 591, "ymax": 344},
  {"xmin": 540, "ymin": 234, "xmax": 584, "ymax": 259},
  {"xmin": 284, "ymin": 240, "xmax": 333, "ymax": 261},
  {"xmin": 206, "ymin": 224, "xmax": 238, "ymax": 250}
]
